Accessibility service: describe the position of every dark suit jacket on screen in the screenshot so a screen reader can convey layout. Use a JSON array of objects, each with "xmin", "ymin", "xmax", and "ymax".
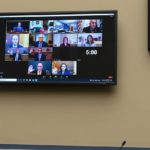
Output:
[
  {"xmin": 58, "ymin": 70, "xmax": 71, "ymax": 75},
  {"xmin": 11, "ymin": 53, "xmax": 22, "ymax": 61},
  {"xmin": 34, "ymin": 53, "xmax": 46, "ymax": 61},
  {"xmin": 31, "ymin": 70, "xmax": 46, "ymax": 76},
  {"xmin": 83, "ymin": 26, "xmax": 101, "ymax": 33},
  {"xmin": 34, "ymin": 41, "xmax": 48, "ymax": 47},
  {"xmin": 7, "ymin": 44, "xmax": 23, "ymax": 48}
]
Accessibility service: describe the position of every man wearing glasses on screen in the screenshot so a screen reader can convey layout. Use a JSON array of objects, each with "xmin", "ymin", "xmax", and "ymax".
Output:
[
  {"xmin": 34, "ymin": 34, "xmax": 48, "ymax": 48},
  {"xmin": 28, "ymin": 63, "xmax": 46, "ymax": 76}
]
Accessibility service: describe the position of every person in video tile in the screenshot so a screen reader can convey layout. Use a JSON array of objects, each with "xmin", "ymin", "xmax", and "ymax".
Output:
[
  {"xmin": 83, "ymin": 19, "xmax": 101, "ymax": 33},
  {"xmin": 85, "ymin": 34, "xmax": 96, "ymax": 47},
  {"xmin": 30, "ymin": 63, "xmax": 46, "ymax": 76},
  {"xmin": 60, "ymin": 37, "xmax": 71, "ymax": 47},
  {"xmin": 7, "ymin": 34, "xmax": 23, "ymax": 48},
  {"xmin": 34, "ymin": 48, "xmax": 46, "ymax": 61},
  {"xmin": 10, "ymin": 48, "xmax": 22, "ymax": 61},
  {"xmin": 58, "ymin": 63, "xmax": 71, "ymax": 75},
  {"xmin": 34, "ymin": 34, "xmax": 48, "ymax": 47},
  {"xmin": 13, "ymin": 22, "xmax": 24, "ymax": 32}
]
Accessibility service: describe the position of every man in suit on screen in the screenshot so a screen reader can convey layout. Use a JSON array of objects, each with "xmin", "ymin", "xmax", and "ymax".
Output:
[
  {"xmin": 31, "ymin": 63, "xmax": 46, "ymax": 76},
  {"xmin": 7, "ymin": 34, "xmax": 23, "ymax": 48},
  {"xmin": 34, "ymin": 34, "xmax": 48, "ymax": 48},
  {"xmin": 10, "ymin": 48, "xmax": 22, "ymax": 61},
  {"xmin": 34, "ymin": 48, "xmax": 46, "ymax": 61}
]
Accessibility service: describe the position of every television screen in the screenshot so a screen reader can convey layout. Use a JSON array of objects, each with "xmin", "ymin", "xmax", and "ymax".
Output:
[{"xmin": 0, "ymin": 11, "xmax": 117, "ymax": 85}]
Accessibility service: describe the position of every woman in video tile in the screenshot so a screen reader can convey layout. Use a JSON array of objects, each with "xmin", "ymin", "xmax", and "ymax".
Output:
[
  {"xmin": 85, "ymin": 34, "xmax": 96, "ymax": 47},
  {"xmin": 60, "ymin": 37, "xmax": 71, "ymax": 47},
  {"xmin": 58, "ymin": 63, "xmax": 71, "ymax": 75}
]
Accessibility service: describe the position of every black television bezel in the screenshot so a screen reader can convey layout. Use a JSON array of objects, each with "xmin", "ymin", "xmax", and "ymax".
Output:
[
  {"xmin": 0, "ymin": 10, "xmax": 118, "ymax": 85},
  {"xmin": 148, "ymin": 0, "xmax": 150, "ymax": 50}
]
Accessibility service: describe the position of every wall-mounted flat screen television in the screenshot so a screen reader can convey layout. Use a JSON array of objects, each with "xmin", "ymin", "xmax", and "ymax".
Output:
[{"xmin": 0, "ymin": 11, "xmax": 117, "ymax": 85}]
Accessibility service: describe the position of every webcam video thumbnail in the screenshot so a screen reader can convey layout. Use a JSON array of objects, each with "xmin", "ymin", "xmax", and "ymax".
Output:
[
  {"xmin": 53, "ymin": 34, "xmax": 78, "ymax": 47},
  {"xmin": 53, "ymin": 20, "xmax": 78, "ymax": 33},
  {"xmin": 52, "ymin": 61, "xmax": 77, "ymax": 76},
  {"xmin": 7, "ymin": 21, "xmax": 30, "ymax": 33},
  {"xmin": 78, "ymin": 33, "xmax": 102, "ymax": 47},
  {"xmin": 28, "ymin": 47, "xmax": 53, "ymax": 61},
  {"xmin": 29, "ymin": 20, "xmax": 54, "ymax": 34},
  {"xmin": 5, "ymin": 48, "xmax": 28, "ymax": 61},
  {"xmin": 28, "ymin": 61, "xmax": 51, "ymax": 76},
  {"xmin": 6, "ymin": 34, "xmax": 29, "ymax": 48},
  {"xmin": 29, "ymin": 33, "xmax": 53, "ymax": 47},
  {"xmin": 77, "ymin": 19, "xmax": 103, "ymax": 33}
]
